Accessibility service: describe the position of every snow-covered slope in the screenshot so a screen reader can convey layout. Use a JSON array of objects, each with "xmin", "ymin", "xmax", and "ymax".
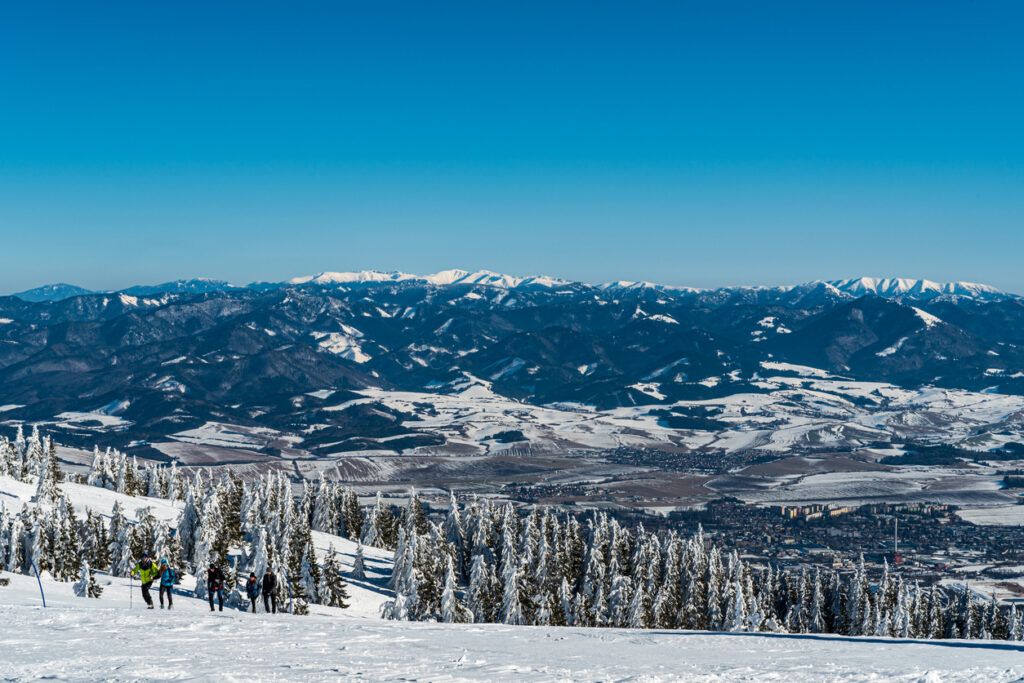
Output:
[
  {"xmin": 286, "ymin": 268, "xmax": 571, "ymax": 290},
  {"xmin": 0, "ymin": 473, "xmax": 395, "ymax": 620},
  {"xmin": 2, "ymin": 571, "xmax": 1022, "ymax": 681},
  {"xmin": 826, "ymin": 277, "xmax": 1009, "ymax": 302}
]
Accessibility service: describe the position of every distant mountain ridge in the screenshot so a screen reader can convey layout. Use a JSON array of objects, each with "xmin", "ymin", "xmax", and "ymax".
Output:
[
  {"xmin": 9, "ymin": 270, "xmax": 1020, "ymax": 303},
  {"xmin": 2, "ymin": 268, "xmax": 1024, "ymax": 460}
]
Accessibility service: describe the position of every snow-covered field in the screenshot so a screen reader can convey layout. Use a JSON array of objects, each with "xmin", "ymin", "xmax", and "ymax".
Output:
[
  {"xmin": 310, "ymin": 372, "xmax": 1024, "ymax": 459},
  {"xmin": 2, "ymin": 572, "xmax": 1023, "ymax": 682}
]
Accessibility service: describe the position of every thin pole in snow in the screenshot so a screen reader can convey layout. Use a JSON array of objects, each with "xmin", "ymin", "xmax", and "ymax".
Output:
[
  {"xmin": 29, "ymin": 559, "xmax": 46, "ymax": 608},
  {"xmin": 130, "ymin": 573, "xmax": 133, "ymax": 609}
]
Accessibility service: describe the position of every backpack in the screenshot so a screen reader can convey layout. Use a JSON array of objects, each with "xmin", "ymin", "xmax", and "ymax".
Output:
[{"xmin": 161, "ymin": 568, "xmax": 177, "ymax": 586}]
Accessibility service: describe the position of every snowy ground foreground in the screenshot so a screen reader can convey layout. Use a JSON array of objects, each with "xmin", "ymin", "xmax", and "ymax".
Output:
[
  {"xmin": 2, "ymin": 573, "xmax": 1023, "ymax": 682},
  {"xmin": 3, "ymin": 478, "xmax": 1024, "ymax": 681}
]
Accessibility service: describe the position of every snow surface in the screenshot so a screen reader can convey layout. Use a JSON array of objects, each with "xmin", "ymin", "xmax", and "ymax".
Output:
[
  {"xmin": 957, "ymin": 505, "xmax": 1024, "ymax": 526},
  {"xmin": 2, "ymin": 572, "xmax": 1022, "ymax": 682}
]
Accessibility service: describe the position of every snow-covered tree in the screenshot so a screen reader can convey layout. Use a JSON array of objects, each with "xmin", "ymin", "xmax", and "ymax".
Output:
[{"xmin": 318, "ymin": 545, "xmax": 350, "ymax": 609}]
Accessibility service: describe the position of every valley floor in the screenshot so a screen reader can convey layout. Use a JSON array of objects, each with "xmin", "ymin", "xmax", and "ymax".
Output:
[{"xmin": 2, "ymin": 572, "xmax": 1023, "ymax": 682}]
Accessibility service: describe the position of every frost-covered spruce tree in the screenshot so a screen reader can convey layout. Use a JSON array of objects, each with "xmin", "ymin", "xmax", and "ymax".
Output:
[
  {"xmin": 311, "ymin": 476, "xmax": 335, "ymax": 534},
  {"xmin": 318, "ymin": 545, "xmax": 350, "ymax": 609},
  {"xmin": 848, "ymin": 554, "xmax": 869, "ymax": 635},
  {"xmin": 808, "ymin": 570, "xmax": 826, "ymax": 634},
  {"xmin": 351, "ymin": 542, "xmax": 366, "ymax": 579},
  {"xmin": 343, "ymin": 489, "xmax": 363, "ymax": 541},
  {"xmin": 0, "ymin": 506, "xmax": 20, "ymax": 573},
  {"xmin": 443, "ymin": 492, "xmax": 465, "ymax": 577},
  {"xmin": 501, "ymin": 564, "xmax": 527, "ymax": 625},
  {"xmin": 467, "ymin": 553, "xmax": 496, "ymax": 623},
  {"xmin": 249, "ymin": 525, "xmax": 270, "ymax": 575},
  {"xmin": 927, "ymin": 585, "xmax": 945, "ymax": 639},
  {"xmin": 52, "ymin": 496, "xmax": 82, "ymax": 581},
  {"xmin": 86, "ymin": 447, "xmax": 107, "ymax": 489},
  {"xmin": 0, "ymin": 437, "xmax": 16, "ymax": 478},
  {"xmin": 177, "ymin": 482, "xmax": 201, "ymax": 567},
  {"xmin": 192, "ymin": 485, "xmax": 222, "ymax": 573},
  {"xmin": 286, "ymin": 511, "xmax": 313, "ymax": 614},
  {"xmin": 440, "ymin": 554, "xmax": 471, "ymax": 623},
  {"xmin": 389, "ymin": 525, "xmax": 412, "ymax": 593},
  {"xmin": 24, "ymin": 427, "xmax": 44, "ymax": 479},
  {"xmin": 725, "ymin": 577, "xmax": 748, "ymax": 632},
  {"xmin": 32, "ymin": 451, "xmax": 62, "ymax": 504},
  {"xmin": 360, "ymin": 492, "xmax": 381, "ymax": 546},
  {"xmin": 74, "ymin": 561, "xmax": 103, "ymax": 598},
  {"xmin": 301, "ymin": 530, "xmax": 321, "ymax": 604},
  {"xmin": 1009, "ymin": 604, "xmax": 1022, "ymax": 641}
]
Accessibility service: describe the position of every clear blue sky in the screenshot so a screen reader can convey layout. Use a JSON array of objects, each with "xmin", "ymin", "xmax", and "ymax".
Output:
[{"xmin": 1, "ymin": 1, "xmax": 1022, "ymax": 293}]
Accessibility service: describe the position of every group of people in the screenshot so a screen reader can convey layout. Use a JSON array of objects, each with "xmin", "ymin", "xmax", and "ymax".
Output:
[
  {"xmin": 131, "ymin": 552, "xmax": 281, "ymax": 614},
  {"xmin": 129, "ymin": 552, "xmax": 177, "ymax": 609}
]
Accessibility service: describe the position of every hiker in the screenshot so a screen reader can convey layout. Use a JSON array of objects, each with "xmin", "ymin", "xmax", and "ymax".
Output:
[
  {"xmin": 207, "ymin": 563, "xmax": 226, "ymax": 612},
  {"xmin": 130, "ymin": 551, "xmax": 159, "ymax": 609},
  {"xmin": 261, "ymin": 567, "xmax": 278, "ymax": 614},
  {"xmin": 245, "ymin": 572, "xmax": 261, "ymax": 613},
  {"xmin": 157, "ymin": 558, "xmax": 176, "ymax": 609}
]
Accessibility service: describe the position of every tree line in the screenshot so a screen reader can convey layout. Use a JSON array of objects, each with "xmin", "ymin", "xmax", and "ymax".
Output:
[{"xmin": 1, "ymin": 427, "xmax": 1022, "ymax": 640}]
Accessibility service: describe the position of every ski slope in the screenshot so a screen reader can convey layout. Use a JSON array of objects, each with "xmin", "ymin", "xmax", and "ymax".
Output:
[
  {"xmin": 3, "ymin": 475, "xmax": 1024, "ymax": 681},
  {"xmin": 2, "ymin": 571, "xmax": 1023, "ymax": 682}
]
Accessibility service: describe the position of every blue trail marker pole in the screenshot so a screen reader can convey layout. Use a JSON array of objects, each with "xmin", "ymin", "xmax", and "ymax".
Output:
[{"xmin": 29, "ymin": 559, "xmax": 46, "ymax": 608}]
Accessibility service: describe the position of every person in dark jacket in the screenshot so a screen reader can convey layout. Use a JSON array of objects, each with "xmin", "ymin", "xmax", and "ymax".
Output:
[
  {"xmin": 207, "ymin": 564, "xmax": 226, "ymax": 612},
  {"xmin": 245, "ymin": 572, "xmax": 260, "ymax": 613},
  {"xmin": 261, "ymin": 567, "xmax": 278, "ymax": 614},
  {"xmin": 130, "ymin": 551, "xmax": 159, "ymax": 609},
  {"xmin": 157, "ymin": 558, "xmax": 177, "ymax": 609}
]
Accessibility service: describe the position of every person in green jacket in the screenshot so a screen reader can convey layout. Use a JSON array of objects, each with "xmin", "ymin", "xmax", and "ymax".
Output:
[{"xmin": 131, "ymin": 551, "xmax": 160, "ymax": 609}]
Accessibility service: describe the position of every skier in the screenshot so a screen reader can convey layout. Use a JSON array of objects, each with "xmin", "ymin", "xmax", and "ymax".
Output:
[
  {"xmin": 261, "ymin": 567, "xmax": 278, "ymax": 614},
  {"xmin": 130, "ymin": 551, "xmax": 159, "ymax": 609},
  {"xmin": 157, "ymin": 558, "xmax": 176, "ymax": 610},
  {"xmin": 207, "ymin": 563, "xmax": 226, "ymax": 612},
  {"xmin": 245, "ymin": 572, "xmax": 261, "ymax": 613}
]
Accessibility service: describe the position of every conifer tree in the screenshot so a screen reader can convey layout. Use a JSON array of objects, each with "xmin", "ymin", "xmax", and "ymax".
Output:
[
  {"xmin": 318, "ymin": 545, "xmax": 351, "ymax": 609},
  {"xmin": 73, "ymin": 561, "xmax": 103, "ymax": 598},
  {"xmin": 440, "ymin": 554, "xmax": 471, "ymax": 623},
  {"xmin": 351, "ymin": 542, "xmax": 367, "ymax": 579},
  {"xmin": 343, "ymin": 489, "xmax": 363, "ymax": 541}
]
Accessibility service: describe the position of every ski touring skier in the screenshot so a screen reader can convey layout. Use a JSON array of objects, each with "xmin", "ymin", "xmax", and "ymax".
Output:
[
  {"xmin": 131, "ymin": 551, "xmax": 159, "ymax": 609},
  {"xmin": 245, "ymin": 572, "xmax": 260, "ymax": 613},
  {"xmin": 207, "ymin": 563, "xmax": 226, "ymax": 612},
  {"xmin": 157, "ymin": 558, "xmax": 176, "ymax": 609},
  {"xmin": 261, "ymin": 567, "xmax": 278, "ymax": 614}
]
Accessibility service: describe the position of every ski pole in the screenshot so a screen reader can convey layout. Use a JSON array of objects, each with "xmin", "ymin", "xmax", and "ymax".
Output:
[{"xmin": 130, "ymin": 572, "xmax": 133, "ymax": 609}]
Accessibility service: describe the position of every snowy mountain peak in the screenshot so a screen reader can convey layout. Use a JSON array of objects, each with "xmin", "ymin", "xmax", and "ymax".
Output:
[
  {"xmin": 825, "ymin": 277, "xmax": 1008, "ymax": 301},
  {"xmin": 11, "ymin": 283, "xmax": 95, "ymax": 302},
  {"xmin": 287, "ymin": 269, "xmax": 570, "ymax": 290}
]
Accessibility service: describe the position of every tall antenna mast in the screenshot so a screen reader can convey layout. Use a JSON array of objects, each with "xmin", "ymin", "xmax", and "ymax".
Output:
[{"xmin": 894, "ymin": 518, "xmax": 899, "ymax": 555}]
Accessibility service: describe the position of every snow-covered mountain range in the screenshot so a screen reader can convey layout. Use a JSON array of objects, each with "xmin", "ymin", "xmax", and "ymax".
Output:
[
  {"xmin": 10, "ymin": 270, "xmax": 1020, "ymax": 303},
  {"xmin": 2, "ymin": 267, "xmax": 1024, "ymax": 502}
]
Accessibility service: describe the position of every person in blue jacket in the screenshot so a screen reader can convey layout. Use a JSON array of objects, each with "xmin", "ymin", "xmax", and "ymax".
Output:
[
  {"xmin": 157, "ymin": 558, "xmax": 177, "ymax": 609},
  {"xmin": 245, "ymin": 572, "xmax": 261, "ymax": 612}
]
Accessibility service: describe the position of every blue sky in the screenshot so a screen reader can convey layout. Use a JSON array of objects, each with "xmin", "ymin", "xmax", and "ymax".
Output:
[{"xmin": 1, "ymin": 1, "xmax": 1022, "ymax": 293}]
